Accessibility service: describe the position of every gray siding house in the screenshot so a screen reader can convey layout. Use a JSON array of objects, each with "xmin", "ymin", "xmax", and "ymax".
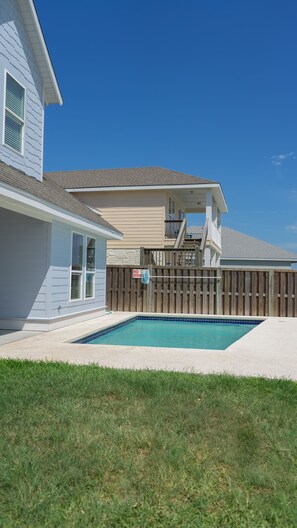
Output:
[
  {"xmin": 188, "ymin": 226, "xmax": 297, "ymax": 269},
  {"xmin": 0, "ymin": 0, "xmax": 122, "ymax": 330}
]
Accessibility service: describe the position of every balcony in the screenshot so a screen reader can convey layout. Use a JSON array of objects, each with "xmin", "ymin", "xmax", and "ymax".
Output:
[{"xmin": 164, "ymin": 219, "xmax": 183, "ymax": 239}]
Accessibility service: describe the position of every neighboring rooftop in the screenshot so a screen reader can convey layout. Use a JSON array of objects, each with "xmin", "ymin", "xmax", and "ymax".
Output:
[
  {"xmin": 46, "ymin": 167, "xmax": 217, "ymax": 189},
  {"xmin": 0, "ymin": 161, "xmax": 121, "ymax": 236},
  {"xmin": 188, "ymin": 226, "xmax": 297, "ymax": 261}
]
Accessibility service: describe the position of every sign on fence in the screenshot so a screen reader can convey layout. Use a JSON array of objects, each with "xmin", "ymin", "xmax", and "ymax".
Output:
[{"xmin": 132, "ymin": 269, "xmax": 142, "ymax": 279}]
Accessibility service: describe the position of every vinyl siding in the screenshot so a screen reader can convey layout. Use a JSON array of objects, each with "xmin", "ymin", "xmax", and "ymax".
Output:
[
  {"xmin": 74, "ymin": 190, "xmax": 166, "ymax": 248},
  {"xmin": 49, "ymin": 221, "xmax": 107, "ymax": 318},
  {"xmin": 0, "ymin": 208, "xmax": 49, "ymax": 319},
  {"xmin": 0, "ymin": 0, "xmax": 44, "ymax": 180},
  {"xmin": 221, "ymin": 259, "xmax": 294, "ymax": 269}
]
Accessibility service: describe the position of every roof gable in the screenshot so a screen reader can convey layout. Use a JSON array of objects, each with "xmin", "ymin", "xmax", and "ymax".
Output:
[{"xmin": 16, "ymin": 0, "xmax": 62, "ymax": 105}]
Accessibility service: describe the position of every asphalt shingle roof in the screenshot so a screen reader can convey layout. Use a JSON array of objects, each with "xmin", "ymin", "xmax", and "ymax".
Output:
[
  {"xmin": 0, "ymin": 160, "xmax": 122, "ymax": 236},
  {"xmin": 188, "ymin": 226, "xmax": 297, "ymax": 261},
  {"xmin": 46, "ymin": 166, "xmax": 216, "ymax": 189}
]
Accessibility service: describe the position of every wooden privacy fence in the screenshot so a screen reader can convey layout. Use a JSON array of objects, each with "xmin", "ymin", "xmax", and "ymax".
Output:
[{"xmin": 106, "ymin": 266, "xmax": 297, "ymax": 317}]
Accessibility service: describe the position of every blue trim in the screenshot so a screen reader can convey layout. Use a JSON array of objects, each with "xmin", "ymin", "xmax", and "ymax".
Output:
[{"xmin": 75, "ymin": 316, "xmax": 263, "ymax": 344}]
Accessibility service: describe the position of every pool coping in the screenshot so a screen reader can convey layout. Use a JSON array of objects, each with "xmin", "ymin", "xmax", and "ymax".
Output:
[
  {"xmin": 73, "ymin": 313, "xmax": 264, "ymax": 348},
  {"xmin": 0, "ymin": 311, "xmax": 296, "ymax": 380},
  {"xmin": 68, "ymin": 312, "xmax": 266, "ymax": 346}
]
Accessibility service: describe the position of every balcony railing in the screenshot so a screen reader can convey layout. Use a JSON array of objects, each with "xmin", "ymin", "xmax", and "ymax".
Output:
[
  {"xmin": 165, "ymin": 219, "xmax": 183, "ymax": 239},
  {"xmin": 141, "ymin": 248, "xmax": 200, "ymax": 267}
]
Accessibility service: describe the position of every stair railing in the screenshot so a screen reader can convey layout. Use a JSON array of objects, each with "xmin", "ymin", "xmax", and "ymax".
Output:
[
  {"xmin": 200, "ymin": 219, "xmax": 208, "ymax": 253},
  {"xmin": 174, "ymin": 217, "xmax": 187, "ymax": 249}
]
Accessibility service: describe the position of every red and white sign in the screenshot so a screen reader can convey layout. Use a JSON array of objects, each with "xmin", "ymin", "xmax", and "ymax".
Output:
[{"xmin": 132, "ymin": 269, "xmax": 142, "ymax": 279}]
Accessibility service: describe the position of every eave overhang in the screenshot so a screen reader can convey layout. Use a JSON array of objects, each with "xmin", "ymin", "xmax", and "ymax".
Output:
[
  {"xmin": 17, "ymin": 0, "xmax": 63, "ymax": 105},
  {"xmin": 67, "ymin": 183, "xmax": 228, "ymax": 213},
  {"xmin": 0, "ymin": 182, "xmax": 122, "ymax": 240}
]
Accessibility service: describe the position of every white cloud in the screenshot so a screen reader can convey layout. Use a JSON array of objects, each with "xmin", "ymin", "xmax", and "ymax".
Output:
[
  {"xmin": 271, "ymin": 151, "xmax": 296, "ymax": 166},
  {"xmin": 286, "ymin": 223, "xmax": 297, "ymax": 232}
]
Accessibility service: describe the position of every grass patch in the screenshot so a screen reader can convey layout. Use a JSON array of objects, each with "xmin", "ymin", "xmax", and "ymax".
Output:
[{"xmin": 0, "ymin": 360, "xmax": 296, "ymax": 527}]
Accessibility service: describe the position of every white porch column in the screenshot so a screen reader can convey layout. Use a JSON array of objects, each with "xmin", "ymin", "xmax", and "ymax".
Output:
[
  {"xmin": 204, "ymin": 191, "xmax": 213, "ymax": 267},
  {"xmin": 204, "ymin": 191, "xmax": 222, "ymax": 268}
]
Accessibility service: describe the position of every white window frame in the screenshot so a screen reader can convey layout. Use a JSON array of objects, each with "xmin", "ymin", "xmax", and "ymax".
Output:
[
  {"xmin": 70, "ymin": 232, "xmax": 96, "ymax": 302},
  {"xmin": 2, "ymin": 70, "xmax": 26, "ymax": 156},
  {"xmin": 85, "ymin": 236, "xmax": 96, "ymax": 300},
  {"xmin": 168, "ymin": 196, "xmax": 176, "ymax": 219},
  {"xmin": 70, "ymin": 232, "xmax": 84, "ymax": 302}
]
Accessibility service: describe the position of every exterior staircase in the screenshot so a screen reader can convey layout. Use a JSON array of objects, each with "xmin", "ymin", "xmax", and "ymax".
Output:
[{"xmin": 181, "ymin": 237, "xmax": 202, "ymax": 250}]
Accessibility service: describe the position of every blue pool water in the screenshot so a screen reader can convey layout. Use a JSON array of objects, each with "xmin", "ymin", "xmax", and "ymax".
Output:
[{"xmin": 76, "ymin": 316, "xmax": 262, "ymax": 350}]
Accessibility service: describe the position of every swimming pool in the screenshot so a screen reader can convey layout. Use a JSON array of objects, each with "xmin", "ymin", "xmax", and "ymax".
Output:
[{"xmin": 75, "ymin": 316, "xmax": 263, "ymax": 350}]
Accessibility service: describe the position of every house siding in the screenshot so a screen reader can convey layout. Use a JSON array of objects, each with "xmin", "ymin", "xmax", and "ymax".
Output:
[
  {"xmin": 0, "ymin": 208, "xmax": 49, "ymax": 319},
  {"xmin": 49, "ymin": 221, "xmax": 107, "ymax": 319},
  {"xmin": 221, "ymin": 259, "xmax": 294, "ymax": 269},
  {"xmin": 74, "ymin": 190, "xmax": 165, "ymax": 248},
  {"xmin": 0, "ymin": 0, "xmax": 44, "ymax": 180}
]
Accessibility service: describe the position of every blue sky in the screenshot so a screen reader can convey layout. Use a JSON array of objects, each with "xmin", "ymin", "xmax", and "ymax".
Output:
[{"xmin": 36, "ymin": 0, "xmax": 297, "ymax": 251}]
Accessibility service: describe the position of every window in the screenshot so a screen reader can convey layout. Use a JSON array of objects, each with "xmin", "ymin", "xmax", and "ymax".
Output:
[
  {"xmin": 85, "ymin": 237, "xmax": 96, "ymax": 298},
  {"xmin": 70, "ymin": 233, "xmax": 96, "ymax": 301},
  {"xmin": 71, "ymin": 233, "xmax": 84, "ymax": 300},
  {"xmin": 4, "ymin": 73, "xmax": 25, "ymax": 153},
  {"xmin": 169, "ymin": 197, "xmax": 175, "ymax": 217}
]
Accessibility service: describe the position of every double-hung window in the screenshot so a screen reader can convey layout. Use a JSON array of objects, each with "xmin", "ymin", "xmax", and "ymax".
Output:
[
  {"xmin": 85, "ymin": 237, "xmax": 96, "ymax": 298},
  {"xmin": 71, "ymin": 233, "xmax": 84, "ymax": 300},
  {"xmin": 71, "ymin": 233, "xmax": 96, "ymax": 301},
  {"xmin": 4, "ymin": 73, "xmax": 25, "ymax": 154}
]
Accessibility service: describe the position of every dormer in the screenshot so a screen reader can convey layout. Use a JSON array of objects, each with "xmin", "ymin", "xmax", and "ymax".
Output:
[{"xmin": 0, "ymin": 0, "xmax": 62, "ymax": 181}]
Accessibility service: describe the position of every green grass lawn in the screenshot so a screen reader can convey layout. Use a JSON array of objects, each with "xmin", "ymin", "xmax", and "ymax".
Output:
[{"xmin": 0, "ymin": 361, "xmax": 296, "ymax": 527}]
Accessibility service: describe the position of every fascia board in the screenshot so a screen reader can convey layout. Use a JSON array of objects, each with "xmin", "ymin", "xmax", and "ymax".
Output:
[
  {"xmin": 67, "ymin": 183, "xmax": 228, "ymax": 212},
  {"xmin": 17, "ymin": 0, "xmax": 63, "ymax": 105},
  {"xmin": 0, "ymin": 183, "xmax": 122, "ymax": 240}
]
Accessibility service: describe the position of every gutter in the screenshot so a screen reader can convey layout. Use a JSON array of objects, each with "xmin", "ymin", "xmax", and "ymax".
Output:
[{"xmin": 0, "ymin": 182, "xmax": 122, "ymax": 240}]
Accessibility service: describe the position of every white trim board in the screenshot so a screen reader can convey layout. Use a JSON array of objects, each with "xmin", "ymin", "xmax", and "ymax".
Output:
[
  {"xmin": 16, "ymin": 0, "xmax": 62, "ymax": 105},
  {"xmin": 66, "ymin": 183, "xmax": 228, "ymax": 213},
  {"xmin": 0, "ymin": 182, "xmax": 122, "ymax": 240}
]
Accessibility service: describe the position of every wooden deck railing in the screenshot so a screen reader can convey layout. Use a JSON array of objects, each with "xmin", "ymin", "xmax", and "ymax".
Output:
[
  {"xmin": 106, "ymin": 266, "xmax": 297, "ymax": 317},
  {"xmin": 141, "ymin": 248, "xmax": 199, "ymax": 267}
]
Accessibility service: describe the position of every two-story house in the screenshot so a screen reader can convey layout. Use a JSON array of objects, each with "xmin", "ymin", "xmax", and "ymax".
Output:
[
  {"xmin": 0, "ymin": 0, "xmax": 122, "ymax": 330},
  {"xmin": 47, "ymin": 167, "xmax": 228, "ymax": 267}
]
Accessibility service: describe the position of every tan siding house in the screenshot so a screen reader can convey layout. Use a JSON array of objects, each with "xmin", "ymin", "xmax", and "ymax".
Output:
[
  {"xmin": 75, "ymin": 190, "xmax": 166, "ymax": 249},
  {"xmin": 47, "ymin": 167, "xmax": 228, "ymax": 267}
]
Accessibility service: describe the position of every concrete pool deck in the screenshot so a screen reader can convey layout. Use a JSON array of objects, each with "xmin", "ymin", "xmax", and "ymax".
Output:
[{"xmin": 0, "ymin": 312, "xmax": 296, "ymax": 380}]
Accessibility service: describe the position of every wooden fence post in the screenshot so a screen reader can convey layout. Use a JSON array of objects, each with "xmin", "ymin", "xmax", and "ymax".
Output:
[
  {"xmin": 140, "ymin": 247, "xmax": 145, "ymax": 265},
  {"xmin": 195, "ymin": 246, "xmax": 202, "ymax": 267},
  {"xmin": 216, "ymin": 268, "xmax": 223, "ymax": 315},
  {"xmin": 268, "ymin": 270, "xmax": 275, "ymax": 317},
  {"xmin": 146, "ymin": 265, "xmax": 154, "ymax": 312}
]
